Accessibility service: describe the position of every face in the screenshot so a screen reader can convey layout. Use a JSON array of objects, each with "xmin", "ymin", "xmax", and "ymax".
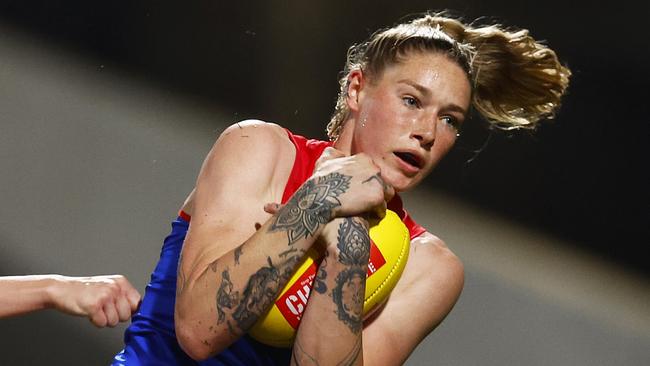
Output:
[{"xmin": 345, "ymin": 51, "xmax": 471, "ymax": 192}]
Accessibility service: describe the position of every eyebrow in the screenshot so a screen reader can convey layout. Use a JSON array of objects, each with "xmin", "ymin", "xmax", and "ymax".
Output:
[
  {"xmin": 397, "ymin": 79, "xmax": 468, "ymax": 116},
  {"xmin": 398, "ymin": 79, "xmax": 432, "ymax": 99}
]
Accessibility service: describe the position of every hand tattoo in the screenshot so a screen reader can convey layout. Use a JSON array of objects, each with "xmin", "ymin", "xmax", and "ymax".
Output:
[
  {"xmin": 270, "ymin": 173, "xmax": 350, "ymax": 245},
  {"xmin": 362, "ymin": 172, "xmax": 388, "ymax": 191}
]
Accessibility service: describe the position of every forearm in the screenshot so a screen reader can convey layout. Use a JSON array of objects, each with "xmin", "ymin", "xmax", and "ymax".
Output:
[
  {"xmin": 0, "ymin": 275, "xmax": 59, "ymax": 318},
  {"xmin": 175, "ymin": 186, "xmax": 337, "ymax": 358},
  {"xmin": 291, "ymin": 217, "xmax": 369, "ymax": 366},
  {"xmin": 175, "ymin": 149, "xmax": 387, "ymax": 359},
  {"xmin": 176, "ymin": 221, "xmax": 320, "ymax": 355}
]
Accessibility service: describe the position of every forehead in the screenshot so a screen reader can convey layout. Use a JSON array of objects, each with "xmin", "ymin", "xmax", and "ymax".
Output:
[{"xmin": 375, "ymin": 52, "xmax": 471, "ymax": 107}]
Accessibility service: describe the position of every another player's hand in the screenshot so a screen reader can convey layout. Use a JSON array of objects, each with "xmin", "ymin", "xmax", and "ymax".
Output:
[
  {"xmin": 49, "ymin": 275, "xmax": 141, "ymax": 327},
  {"xmin": 310, "ymin": 147, "xmax": 394, "ymax": 220}
]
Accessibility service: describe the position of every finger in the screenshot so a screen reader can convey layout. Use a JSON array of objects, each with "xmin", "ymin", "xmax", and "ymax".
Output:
[
  {"xmin": 128, "ymin": 289, "xmax": 142, "ymax": 313},
  {"xmin": 103, "ymin": 301, "xmax": 120, "ymax": 327},
  {"xmin": 361, "ymin": 172, "xmax": 394, "ymax": 203},
  {"xmin": 383, "ymin": 181, "xmax": 395, "ymax": 203},
  {"xmin": 117, "ymin": 278, "xmax": 142, "ymax": 312},
  {"xmin": 264, "ymin": 202, "xmax": 282, "ymax": 214},
  {"xmin": 89, "ymin": 308, "xmax": 108, "ymax": 328},
  {"xmin": 115, "ymin": 295, "xmax": 133, "ymax": 322}
]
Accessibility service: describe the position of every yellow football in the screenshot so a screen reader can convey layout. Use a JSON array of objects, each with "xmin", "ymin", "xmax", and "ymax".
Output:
[{"xmin": 249, "ymin": 209, "xmax": 410, "ymax": 347}]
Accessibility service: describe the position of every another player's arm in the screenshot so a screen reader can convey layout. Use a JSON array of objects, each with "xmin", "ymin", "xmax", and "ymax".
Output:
[
  {"xmin": 290, "ymin": 217, "xmax": 370, "ymax": 366},
  {"xmin": 0, "ymin": 274, "xmax": 140, "ymax": 327},
  {"xmin": 361, "ymin": 231, "xmax": 465, "ymax": 365}
]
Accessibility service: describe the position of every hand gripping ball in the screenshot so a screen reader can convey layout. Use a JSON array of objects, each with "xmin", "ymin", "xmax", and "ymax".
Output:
[{"xmin": 249, "ymin": 209, "xmax": 410, "ymax": 347}]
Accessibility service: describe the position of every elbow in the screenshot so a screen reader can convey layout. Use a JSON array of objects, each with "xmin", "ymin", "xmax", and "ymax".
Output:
[
  {"xmin": 175, "ymin": 305, "xmax": 232, "ymax": 361},
  {"xmin": 174, "ymin": 300, "xmax": 213, "ymax": 361},
  {"xmin": 175, "ymin": 320, "xmax": 213, "ymax": 361}
]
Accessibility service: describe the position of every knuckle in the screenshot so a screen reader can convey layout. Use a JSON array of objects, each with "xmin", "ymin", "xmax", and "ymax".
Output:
[
  {"xmin": 113, "ymin": 275, "xmax": 126, "ymax": 283},
  {"xmin": 96, "ymin": 290, "xmax": 113, "ymax": 304},
  {"xmin": 89, "ymin": 300, "xmax": 103, "ymax": 312}
]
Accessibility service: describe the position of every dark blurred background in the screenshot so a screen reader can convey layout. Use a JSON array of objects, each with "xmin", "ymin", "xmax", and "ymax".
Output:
[{"xmin": 0, "ymin": 0, "xmax": 647, "ymax": 278}]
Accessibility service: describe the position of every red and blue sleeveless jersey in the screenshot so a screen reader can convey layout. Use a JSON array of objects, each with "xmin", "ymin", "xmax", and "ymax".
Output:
[{"xmin": 112, "ymin": 129, "xmax": 425, "ymax": 365}]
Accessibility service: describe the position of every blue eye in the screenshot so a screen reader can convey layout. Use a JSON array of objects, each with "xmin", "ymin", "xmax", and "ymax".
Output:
[
  {"xmin": 441, "ymin": 116, "xmax": 461, "ymax": 136},
  {"xmin": 441, "ymin": 115, "xmax": 456, "ymax": 126},
  {"xmin": 402, "ymin": 96, "xmax": 420, "ymax": 108}
]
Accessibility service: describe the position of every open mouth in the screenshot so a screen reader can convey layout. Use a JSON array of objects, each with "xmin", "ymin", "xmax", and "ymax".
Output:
[{"xmin": 394, "ymin": 152, "xmax": 421, "ymax": 169}]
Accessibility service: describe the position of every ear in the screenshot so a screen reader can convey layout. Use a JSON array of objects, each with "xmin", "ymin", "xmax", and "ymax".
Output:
[{"xmin": 346, "ymin": 69, "xmax": 366, "ymax": 113}]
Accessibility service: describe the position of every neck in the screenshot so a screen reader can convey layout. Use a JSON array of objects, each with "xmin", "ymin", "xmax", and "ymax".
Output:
[{"xmin": 332, "ymin": 118, "xmax": 356, "ymax": 155}]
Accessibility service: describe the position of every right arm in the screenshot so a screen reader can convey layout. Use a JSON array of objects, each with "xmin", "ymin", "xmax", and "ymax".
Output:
[{"xmin": 174, "ymin": 121, "xmax": 388, "ymax": 360}]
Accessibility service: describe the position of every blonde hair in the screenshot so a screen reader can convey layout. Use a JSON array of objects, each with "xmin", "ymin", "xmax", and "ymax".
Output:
[{"xmin": 326, "ymin": 12, "xmax": 571, "ymax": 140}]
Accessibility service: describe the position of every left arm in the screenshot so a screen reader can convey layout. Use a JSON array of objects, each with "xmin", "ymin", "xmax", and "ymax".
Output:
[
  {"xmin": 290, "ymin": 217, "xmax": 370, "ymax": 365},
  {"xmin": 0, "ymin": 274, "xmax": 141, "ymax": 327},
  {"xmin": 361, "ymin": 231, "xmax": 465, "ymax": 365}
]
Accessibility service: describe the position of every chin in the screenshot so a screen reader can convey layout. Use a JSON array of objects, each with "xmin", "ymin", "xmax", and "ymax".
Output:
[{"xmin": 385, "ymin": 174, "xmax": 417, "ymax": 193}]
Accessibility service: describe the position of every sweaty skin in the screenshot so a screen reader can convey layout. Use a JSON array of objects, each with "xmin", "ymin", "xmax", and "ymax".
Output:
[{"xmin": 175, "ymin": 52, "xmax": 467, "ymax": 365}]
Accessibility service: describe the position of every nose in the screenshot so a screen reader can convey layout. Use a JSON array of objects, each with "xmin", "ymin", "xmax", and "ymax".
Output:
[{"xmin": 411, "ymin": 117, "xmax": 436, "ymax": 149}]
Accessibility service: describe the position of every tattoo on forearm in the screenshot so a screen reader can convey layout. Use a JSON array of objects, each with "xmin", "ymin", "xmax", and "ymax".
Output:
[
  {"xmin": 209, "ymin": 258, "xmax": 218, "ymax": 273},
  {"xmin": 337, "ymin": 336, "xmax": 362, "ymax": 366},
  {"xmin": 337, "ymin": 218, "xmax": 370, "ymax": 266},
  {"xmin": 332, "ymin": 218, "xmax": 369, "ymax": 334},
  {"xmin": 216, "ymin": 269, "xmax": 239, "ymax": 324},
  {"xmin": 291, "ymin": 339, "xmax": 321, "ymax": 366},
  {"xmin": 279, "ymin": 247, "xmax": 298, "ymax": 258},
  {"xmin": 291, "ymin": 311, "xmax": 362, "ymax": 366},
  {"xmin": 332, "ymin": 267, "xmax": 365, "ymax": 334},
  {"xmin": 234, "ymin": 246, "xmax": 243, "ymax": 265},
  {"xmin": 270, "ymin": 173, "xmax": 351, "ymax": 245},
  {"xmin": 226, "ymin": 320, "xmax": 237, "ymax": 337},
  {"xmin": 231, "ymin": 255, "xmax": 302, "ymax": 331},
  {"xmin": 314, "ymin": 252, "xmax": 329, "ymax": 294}
]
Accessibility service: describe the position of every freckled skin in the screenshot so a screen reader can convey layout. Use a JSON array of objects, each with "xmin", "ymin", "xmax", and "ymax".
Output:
[{"xmin": 344, "ymin": 52, "xmax": 471, "ymax": 192}]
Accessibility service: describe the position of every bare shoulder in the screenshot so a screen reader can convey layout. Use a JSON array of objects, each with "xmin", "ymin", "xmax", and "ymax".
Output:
[
  {"xmin": 396, "ymin": 231, "xmax": 464, "ymax": 308},
  {"xmin": 214, "ymin": 119, "xmax": 292, "ymax": 154},
  {"xmin": 409, "ymin": 231, "xmax": 464, "ymax": 277},
  {"xmin": 182, "ymin": 120, "xmax": 294, "ymax": 214},
  {"xmin": 199, "ymin": 120, "xmax": 295, "ymax": 197}
]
